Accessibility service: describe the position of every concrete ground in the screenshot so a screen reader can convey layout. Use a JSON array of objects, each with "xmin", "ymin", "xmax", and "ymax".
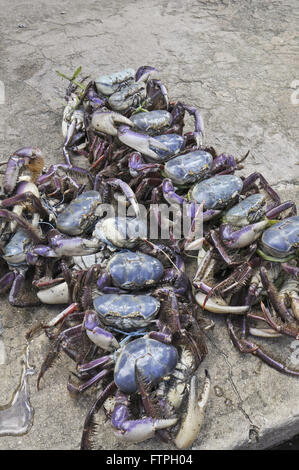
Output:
[{"xmin": 0, "ymin": 0, "xmax": 298, "ymax": 451}]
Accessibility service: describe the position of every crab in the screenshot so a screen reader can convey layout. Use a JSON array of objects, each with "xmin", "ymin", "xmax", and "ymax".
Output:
[
  {"xmin": 195, "ymin": 215, "xmax": 299, "ymax": 377},
  {"xmin": 33, "ymin": 243, "xmax": 210, "ymax": 449},
  {"xmin": 115, "ymin": 100, "xmax": 205, "ymax": 163}
]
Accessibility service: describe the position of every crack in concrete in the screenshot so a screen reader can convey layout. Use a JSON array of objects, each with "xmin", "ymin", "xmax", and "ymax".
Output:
[{"xmin": 204, "ymin": 330, "xmax": 260, "ymax": 443}]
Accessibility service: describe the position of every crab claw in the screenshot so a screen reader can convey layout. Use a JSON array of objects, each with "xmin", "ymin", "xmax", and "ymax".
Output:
[
  {"xmin": 195, "ymin": 292, "xmax": 249, "ymax": 314},
  {"xmin": 84, "ymin": 311, "xmax": 119, "ymax": 351},
  {"xmin": 91, "ymin": 111, "xmax": 133, "ymax": 137},
  {"xmin": 4, "ymin": 147, "xmax": 44, "ymax": 194},
  {"xmin": 220, "ymin": 220, "xmax": 269, "ymax": 249},
  {"xmin": 37, "ymin": 281, "xmax": 69, "ymax": 305},
  {"xmin": 135, "ymin": 66, "xmax": 160, "ymax": 83},
  {"xmin": 117, "ymin": 126, "xmax": 169, "ymax": 160},
  {"xmin": 174, "ymin": 371, "xmax": 210, "ymax": 449},
  {"xmin": 107, "ymin": 178, "xmax": 140, "ymax": 217},
  {"xmin": 114, "ymin": 417, "xmax": 178, "ymax": 444}
]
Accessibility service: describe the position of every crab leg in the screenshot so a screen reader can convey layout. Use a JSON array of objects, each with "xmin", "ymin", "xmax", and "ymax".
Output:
[
  {"xmin": 32, "ymin": 228, "xmax": 102, "ymax": 259},
  {"xmin": 0, "ymin": 272, "xmax": 15, "ymax": 293},
  {"xmin": 107, "ymin": 178, "xmax": 140, "ymax": 217},
  {"xmin": 80, "ymin": 380, "xmax": 117, "ymax": 450},
  {"xmin": 174, "ymin": 370, "xmax": 211, "ymax": 449},
  {"xmin": 227, "ymin": 317, "xmax": 299, "ymax": 377},
  {"xmin": 67, "ymin": 368, "xmax": 110, "ymax": 394},
  {"xmin": 201, "ymin": 257, "xmax": 260, "ymax": 310},
  {"xmin": 0, "ymin": 209, "xmax": 44, "ymax": 244},
  {"xmin": 8, "ymin": 272, "xmax": 28, "ymax": 307},
  {"xmin": 281, "ymin": 263, "xmax": 299, "ymax": 280},
  {"xmin": 2, "ymin": 186, "xmax": 49, "ymax": 229},
  {"xmin": 260, "ymin": 266, "xmax": 293, "ymax": 323},
  {"xmin": 135, "ymin": 364, "xmax": 172, "ymax": 443},
  {"xmin": 241, "ymin": 172, "xmax": 281, "ymax": 204}
]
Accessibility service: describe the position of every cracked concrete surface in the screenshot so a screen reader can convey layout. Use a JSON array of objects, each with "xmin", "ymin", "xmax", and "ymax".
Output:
[{"xmin": 0, "ymin": 0, "xmax": 299, "ymax": 450}]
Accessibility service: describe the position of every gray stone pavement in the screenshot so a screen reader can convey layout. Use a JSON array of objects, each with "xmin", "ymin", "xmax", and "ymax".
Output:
[{"xmin": 0, "ymin": 0, "xmax": 298, "ymax": 450}]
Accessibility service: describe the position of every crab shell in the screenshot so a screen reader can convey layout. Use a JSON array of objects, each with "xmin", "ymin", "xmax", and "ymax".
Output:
[
  {"xmin": 93, "ymin": 216, "xmax": 147, "ymax": 249},
  {"xmin": 261, "ymin": 215, "xmax": 299, "ymax": 258},
  {"xmin": 164, "ymin": 149, "xmax": 213, "ymax": 186},
  {"xmin": 93, "ymin": 294, "xmax": 160, "ymax": 331},
  {"xmin": 56, "ymin": 190, "xmax": 102, "ymax": 236},
  {"xmin": 95, "ymin": 68, "xmax": 136, "ymax": 96},
  {"xmin": 145, "ymin": 133, "xmax": 186, "ymax": 163},
  {"xmin": 108, "ymin": 82, "xmax": 147, "ymax": 112},
  {"xmin": 114, "ymin": 337, "xmax": 178, "ymax": 394},
  {"xmin": 3, "ymin": 229, "xmax": 32, "ymax": 266},
  {"xmin": 223, "ymin": 193, "xmax": 267, "ymax": 227},
  {"xmin": 106, "ymin": 251, "xmax": 164, "ymax": 290},
  {"xmin": 130, "ymin": 110, "xmax": 173, "ymax": 136},
  {"xmin": 189, "ymin": 174, "xmax": 243, "ymax": 209}
]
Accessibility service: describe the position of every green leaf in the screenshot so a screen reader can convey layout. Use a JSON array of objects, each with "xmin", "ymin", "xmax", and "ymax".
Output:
[
  {"xmin": 71, "ymin": 66, "xmax": 82, "ymax": 80},
  {"xmin": 56, "ymin": 68, "xmax": 86, "ymax": 90}
]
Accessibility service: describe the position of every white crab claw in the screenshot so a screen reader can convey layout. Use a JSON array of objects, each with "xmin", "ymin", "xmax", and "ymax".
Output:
[
  {"xmin": 91, "ymin": 111, "xmax": 133, "ymax": 136},
  {"xmin": 114, "ymin": 417, "xmax": 177, "ymax": 444},
  {"xmin": 195, "ymin": 292, "xmax": 249, "ymax": 314},
  {"xmin": 37, "ymin": 282, "xmax": 69, "ymax": 304},
  {"xmin": 118, "ymin": 126, "xmax": 169, "ymax": 160},
  {"xmin": 249, "ymin": 327, "xmax": 282, "ymax": 338},
  {"xmin": 174, "ymin": 371, "xmax": 211, "ymax": 449}
]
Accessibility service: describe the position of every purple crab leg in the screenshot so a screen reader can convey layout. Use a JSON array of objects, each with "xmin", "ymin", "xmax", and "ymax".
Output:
[
  {"xmin": 84, "ymin": 310, "xmax": 119, "ymax": 351},
  {"xmin": 162, "ymin": 178, "xmax": 187, "ymax": 205},
  {"xmin": 266, "ymin": 200, "xmax": 297, "ymax": 218},
  {"xmin": 67, "ymin": 368, "xmax": 110, "ymax": 395},
  {"xmin": 0, "ymin": 209, "xmax": 44, "ymax": 244},
  {"xmin": 281, "ymin": 263, "xmax": 299, "ymax": 279},
  {"xmin": 77, "ymin": 355, "xmax": 113, "ymax": 373},
  {"xmin": 135, "ymin": 66, "xmax": 160, "ymax": 83},
  {"xmin": 2, "ymin": 191, "xmax": 49, "ymax": 219},
  {"xmin": 260, "ymin": 266, "xmax": 293, "ymax": 322},
  {"xmin": 227, "ymin": 317, "xmax": 299, "ymax": 377},
  {"xmin": 135, "ymin": 363, "xmax": 171, "ymax": 443},
  {"xmin": 241, "ymin": 172, "xmax": 281, "ymax": 204},
  {"xmin": 0, "ymin": 272, "xmax": 15, "ymax": 293},
  {"xmin": 80, "ymin": 380, "xmax": 117, "ymax": 450},
  {"xmin": 210, "ymin": 153, "xmax": 237, "ymax": 175},
  {"xmin": 209, "ymin": 230, "xmax": 236, "ymax": 266},
  {"xmin": 8, "ymin": 272, "xmax": 39, "ymax": 307}
]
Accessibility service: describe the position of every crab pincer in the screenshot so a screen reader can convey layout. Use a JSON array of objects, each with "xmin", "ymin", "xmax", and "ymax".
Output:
[
  {"xmin": 91, "ymin": 110, "xmax": 133, "ymax": 137},
  {"xmin": 4, "ymin": 147, "xmax": 44, "ymax": 194},
  {"xmin": 112, "ymin": 390, "xmax": 177, "ymax": 444},
  {"xmin": 174, "ymin": 370, "xmax": 211, "ymax": 449},
  {"xmin": 117, "ymin": 126, "xmax": 185, "ymax": 162}
]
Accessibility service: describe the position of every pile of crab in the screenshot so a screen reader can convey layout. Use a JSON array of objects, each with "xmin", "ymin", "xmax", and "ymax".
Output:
[{"xmin": 0, "ymin": 65, "xmax": 298, "ymax": 450}]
